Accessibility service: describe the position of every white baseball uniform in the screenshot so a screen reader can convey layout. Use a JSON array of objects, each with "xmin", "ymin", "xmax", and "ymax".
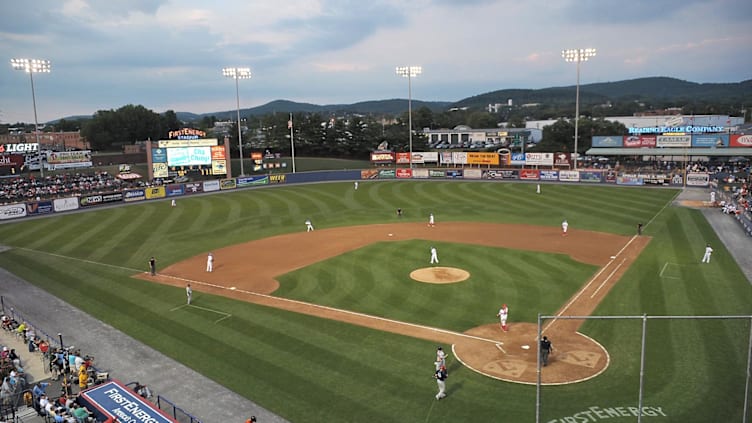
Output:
[
  {"xmin": 186, "ymin": 284, "xmax": 192, "ymax": 305},
  {"xmin": 710, "ymin": 191, "xmax": 716, "ymax": 204},
  {"xmin": 305, "ymin": 219, "xmax": 314, "ymax": 232},
  {"xmin": 497, "ymin": 305, "xmax": 509, "ymax": 331},
  {"xmin": 354, "ymin": 181, "xmax": 358, "ymax": 190},
  {"xmin": 435, "ymin": 347, "xmax": 446, "ymax": 370},
  {"xmin": 536, "ymin": 184, "xmax": 541, "ymax": 194},
  {"xmin": 702, "ymin": 245, "xmax": 713, "ymax": 263},
  {"xmin": 430, "ymin": 247, "xmax": 439, "ymax": 264},
  {"xmin": 206, "ymin": 253, "xmax": 214, "ymax": 272},
  {"xmin": 171, "ymin": 199, "xmax": 176, "ymax": 207},
  {"xmin": 429, "ymin": 213, "xmax": 435, "ymax": 227},
  {"xmin": 562, "ymin": 220, "xmax": 568, "ymax": 235}
]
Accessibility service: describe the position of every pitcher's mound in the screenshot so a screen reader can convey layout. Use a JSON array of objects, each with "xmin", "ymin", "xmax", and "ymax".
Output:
[{"xmin": 410, "ymin": 267, "xmax": 470, "ymax": 284}]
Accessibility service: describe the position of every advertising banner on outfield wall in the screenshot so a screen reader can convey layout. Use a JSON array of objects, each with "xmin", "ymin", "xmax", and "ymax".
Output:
[
  {"xmin": 26, "ymin": 201, "xmax": 53, "ymax": 216},
  {"xmin": 0, "ymin": 204, "xmax": 26, "ymax": 220},
  {"xmin": 451, "ymin": 152, "xmax": 468, "ymax": 165},
  {"xmin": 183, "ymin": 182, "xmax": 204, "ymax": 194},
  {"xmin": 640, "ymin": 174, "xmax": 671, "ymax": 185},
  {"xmin": 378, "ymin": 169, "xmax": 396, "ymax": 179},
  {"xmin": 145, "ymin": 186, "xmax": 166, "ymax": 200},
  {"xmin": 414, "ymin": 152, "xmax": 438, "ymax": 163},
  {"xmin": 396, "ymin": 169, "xmax": 412, "ymax": 178},
  {"xmin": 237, "ymin": 175, "xmax": 269, "ymax": 187},
  {"xmin": 463, "ymin": 168, "xmax": 482, "ymax": 179},
  {"xmin": 165, "ymin": 184, "xmax": 184, "ymax": 196},
  {"xmin": 540, "ymin": 170, "xmax": 558, "ymax": 181},
  {"xmin": 592, "ymin": 136, "xmax": 623, "ymax": 147},
  {"xmin": 686, "ymin": 172, "xmax": 710, "ymax": 187},
  {"xmin": 269, "ymin": 174, "xmax": 286, "ymax": 184},
  {"xmin": 412, "ymin": 169, "xmax": 430, "ymax": 179},
  {"xmin": 579, "ymin": 171, "xmax": 603, "ymax": 183},
  {"xmin": 692, "ymin": 134, "xmax": 729, "ymax": 148},
  {"xmin": 440, "ymin": 152, "xmax": 453, "ymax": 165},
  {"xmin": 361, "ymin": 169, "xmax": 379, "ymax": 179},
  {"xmin": 123, "ymin": 189, "xmax": 146, "ymax": 202},
  {"xmin": 616, "ymin": 175, "xmax": 643, "ymax": 186},
  {"xmin": 219, "ymin": 179, "xmax": 237, "ymax": 190},
  {"xmin": 558, "ymin": 170, "xmax": 580, "ymax": 182},
  {"xmin": 446, "ymin": 170, "xmax": 463, "ymax": 178},
  {"xmin": 204, "ymin": 180, "xmax": 221, "ymax": 192},
  {"xmin": 396, "ymin": 152, "xmax": 410, "ymax": 164},
  {"xmin": 429, "ymin": 169, "xmax": 446, "ymax": 178},
  {"xmin": 54, "ymin": 197, "xmax": 80, "ymax": 212},
  {"xmin": 730, "ymin": 134, "xmax": 752, "ymax": 147},
  {"xmin": 80, "ymin": 192, "xmax": 123, "ymax": 207},
  {"xmin": 519, "ymin": 169, "xmax": 540, "ymax": 180},
  {"xmin": 623, "ymin": 135, "xmax": 657, "ymax": 148},
  {"xmin": 605, "ymin": 170, "xmax": 617, "ymax": 183},
  {"xmin": 656, "ymin": 135, "xmax": 691, "ymax": 147},
  {"xmin": 485, "ymin": 170, "xmax": 518, "ymax": 180}
]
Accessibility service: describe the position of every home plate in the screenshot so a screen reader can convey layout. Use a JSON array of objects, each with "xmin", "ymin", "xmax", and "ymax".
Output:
[{"xmin": 521, "ymin": 345, "xmax": 530, "ymax": 350}]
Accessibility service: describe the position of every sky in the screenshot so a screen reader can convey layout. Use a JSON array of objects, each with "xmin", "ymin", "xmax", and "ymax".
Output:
[{"xmin": 1, "ymin": 0, "xmax": 751, "ymax": 124}]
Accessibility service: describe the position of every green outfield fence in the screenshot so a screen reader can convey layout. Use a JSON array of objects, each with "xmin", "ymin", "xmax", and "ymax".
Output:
[{"xmin": 535, "ymin": 314, "xmax": 752, "ymax": 423}]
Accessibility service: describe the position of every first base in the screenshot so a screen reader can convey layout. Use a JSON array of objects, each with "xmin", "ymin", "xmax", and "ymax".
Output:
[
  {"xmin": 521, "ymin": 345, "xmax": 530, "ymax": 350},
  {"xmin": 610, "ymin": 256, "xmax": 616, "ymax": 259}
]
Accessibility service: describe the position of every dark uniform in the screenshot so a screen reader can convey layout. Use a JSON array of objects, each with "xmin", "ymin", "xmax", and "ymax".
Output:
[
  {"xmin": 149, "ymin": 257, "xmax": 156, "ymax": 276},
  {"xmin": 540, "ymin": 336, "xmax": 552, "ymax": 366}
]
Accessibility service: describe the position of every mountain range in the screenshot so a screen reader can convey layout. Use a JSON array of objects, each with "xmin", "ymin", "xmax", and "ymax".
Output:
[{"xmin": 60, "ymin": 76, "xmax": 752, "ymax": 122}]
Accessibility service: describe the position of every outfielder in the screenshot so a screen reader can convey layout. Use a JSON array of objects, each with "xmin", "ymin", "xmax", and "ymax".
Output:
[
  {"xmin": 186, "ymin": 283, "xmax": 193, "ymax": 305},
  {"xmin": 305, "ymin": 219, "xmax": 314, "ymax": 232},
  {"xmin": 561, "ymin": 219, "xmax": 568, "ymax": 236},
  {"xmin": 206, "ymin": 252, "xmax": 214, "ymax": 272},
  {"xmin": 496, "ymin": 304, "xmax": 509, "ymax": 332},
  {"xmin": 536, "ymin": 184, "xmax": 541, "ymax": 194},
  {"xmin": 430, "ymin": 246, "xmax": 439, "ymax": 264},
  {"xmin": 701, "ymin": 243, "xmax": 713, "ymax": 263},
  {"xmin": 354, "ymin": 181, "xmax": 359, "ymax": 190}
]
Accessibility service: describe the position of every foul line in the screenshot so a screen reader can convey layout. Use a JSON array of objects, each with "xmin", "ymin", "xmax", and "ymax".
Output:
[
  {"xmin": 170, "ymin": 303, "xmax": 231, "ymax": 324},
  {"xmin": 645, "ymin": 189, "xmax": 682, "ymax": 230},
  {"xmin": 590, "ymin": 258, "xmax": 626, "ymax": 299},
  {"xmin": 15, "ymin": 247, "xmax": 143, "ymax": 273},
  {"xmin": 544, "ymin": 234, "xmax": 638, "ymax": 333},
  {"xmin": 495, "ymin": 343, "xmax": 507, "ymax": 354},
  {"xmin": 158, "ymin": 273, "xmax": 503, "ymax": 346}
]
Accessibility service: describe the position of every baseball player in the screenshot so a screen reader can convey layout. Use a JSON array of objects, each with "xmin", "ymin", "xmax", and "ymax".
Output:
[
  {"xmin": 354, "ymin": 181, "xmax": 359, "ymax": 190},
  {"xmin": 428, "ymin": 213, "xmax": 435, "ymax": 227},
  {"xmin": 206, "ymin": 252, "xmax": 214, "ymax": 272},
  {"xmin": 171, "ymin": 199, "xmax": 176, "ymax": 207},
  {"xmin": 496, "ymin": 304, "xmax": 509, "ymax": 332},
  {"xmin": 186, "ymin": 283, "xmax": 193, "ymax": 305},
  {"xmin": 435, "ymin": 346, "xmax": 446, "ymax": 370},
  {"xmin": 561, "ymin": 219, "xmax": 568, "ymax": 236},
  {"xmin": 305, "ymin": 219, "xmax": 314, "ymax": 232},
  {"xmin": 434, "ymin": 365, "xmax": 448, "ymax": 400},
  {"xmin": 701, "ymin": 243, "xmax": 713, "ymax": 263},
  {"xmin": 430, "ymin": 246, "xmax": 439, "ymax": 264},
  {"xmin": 536, "ymin": 184, "xmax": 541, "ymax": 194},
  {"xmin": 148, "ymin": 257, "xmax": 156, "ymax": 276}
]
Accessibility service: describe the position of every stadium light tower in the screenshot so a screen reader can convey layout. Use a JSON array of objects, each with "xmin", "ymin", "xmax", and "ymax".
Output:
[
  {"xmin": 396, "ymin": 66, "xmax": 422, "ymax": 169},
  {"xmin": 561, "ymin": 48, "xmax": 596, "ymax": 169},
  {"xmin": 11, "ymin": 58, "xmax": 51, "ymax": 177},
  {"xmin": 222, "ymin": 67, "xmax": 252, "ymax": 176}
]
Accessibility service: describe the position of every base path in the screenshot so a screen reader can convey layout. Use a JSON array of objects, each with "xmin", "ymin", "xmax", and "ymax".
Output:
[{"xmin": 137, "ymin": 222, "xmax": 649, "ymax": 385}]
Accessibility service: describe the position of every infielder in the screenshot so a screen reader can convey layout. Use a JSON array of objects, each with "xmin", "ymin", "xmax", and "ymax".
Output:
[
  {"xmin": 206, "ymin": 252, "xmax": 214, "ymax": 272},
  {"xmin": 186, "ymin": 283, "xmax": 193, "ymax": 305},
  {"xmin": 496, "ymin": 304, "xmax": 509, "ymax": 332},
  {"xmin": 430, "ymin": 246, "xmax": 439, "ymax": 264},
  {"xmin": 305, "ymin": 219, "xmax": 314, "ymax": 232},
  {"xmin": 561, "ymin": 219, "xmax": 568, "ymax": 236},
  {"xmin": 435, "ymin": 346, "xmax": 446, "ymax": 370},
  {"xmin": 701, "ymin": 243, "xmax": 713, "ymax": 263},
  {"xmin": 434, "ymin": 365, "xmax": 448, "ymax": 400},
  {"xmin": 428, "ymin": 213, "xmax": 435, "ymax": 227}
]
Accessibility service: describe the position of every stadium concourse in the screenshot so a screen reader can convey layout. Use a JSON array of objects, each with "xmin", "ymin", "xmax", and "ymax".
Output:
[{"xmin": 0, "ymin": 270, "xmax": 289, "ymax": 423}]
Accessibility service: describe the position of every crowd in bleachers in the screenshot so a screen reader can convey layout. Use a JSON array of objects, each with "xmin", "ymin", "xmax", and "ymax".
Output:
[
  {"xmin": 0, "ymin": 313, "xmax": 120, "ymax": 422},
  {"xmin": 0, "ymin": 172, "xmax": 147, "ymax": 205}
]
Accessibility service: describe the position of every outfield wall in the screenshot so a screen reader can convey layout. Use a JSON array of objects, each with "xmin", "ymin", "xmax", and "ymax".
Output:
[{"xmin": 0, "ymin": 168, "xmax": 709, "ymax": 222}]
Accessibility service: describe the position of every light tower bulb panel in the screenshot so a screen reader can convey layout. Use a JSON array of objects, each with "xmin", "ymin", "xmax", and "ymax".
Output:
[{"xmin": 11, "ymin": 58, "xmax": 51, "ymax": 73}]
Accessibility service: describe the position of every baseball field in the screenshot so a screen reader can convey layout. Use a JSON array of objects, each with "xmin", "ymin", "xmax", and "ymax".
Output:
[{"xmin": 0, "ymin": 179, "xmax": 750, "ymax": 422}]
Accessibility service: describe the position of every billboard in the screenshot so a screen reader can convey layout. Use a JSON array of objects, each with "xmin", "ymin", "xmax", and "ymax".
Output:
[
  {"xmin": 553, "ymin": 152, "xmax": 571, "ymax": 168},
  {"xmin": 730, "ymin": 134, "xmax": 752, "ymax": 147},
  {"xmin": 370, "ymin": 151, "xmax": 394, "ymax": 163},
  {"xmin": 396, "ymin": 168, "xmax": 413, "ymax": 178},
  {"xmin": 656, "ymin": 135, "xmax": 691, "ymax": 147},
  {"xmin": 525, "ymin": 152, "xmax": 554, "ymax": 166},
  {"xmin": 623, "ymin": 135, "xmax": 657, "ymax": 148},
  {"xmin": 166, "ymin": 147, "xmax": 212, "ymax": 166},
  {"xmin": 591, "ymin": 136, "xmax": 623, "ymax": 148},
  {"xmin": 692, "ymin": 134, "xmax": 729, "ymax": 148},
  {"xmin": 519, "ymin": 169, "xmax": 540, "ymax": 180},
  {"xmin": 510, "ymin": 153, "xmax": 526, "ymax": 166},
  {"xmin": 467, "ymin": 152, "xmax": 499, "ymax": 165},
  {"xmin": 46, "ymin": 150, "xmax": 93, "ymax": 170},
  {"xmin": 395, "ymin": 152, "xmax": 410, "ymax": 164},
  {"xmin": 78, "ymin": 380, "xmax": 177, "ymax": 423}
]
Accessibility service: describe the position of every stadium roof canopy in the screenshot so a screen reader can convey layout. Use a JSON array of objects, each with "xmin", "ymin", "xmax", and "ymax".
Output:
[{"xmin": 586, "ymin": 147, "xmax": 752, "ymax": 157}]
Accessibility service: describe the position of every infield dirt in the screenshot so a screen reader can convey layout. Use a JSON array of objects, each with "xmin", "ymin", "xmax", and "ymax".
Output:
[{"xmin": 138, "ymin": 222, "xmax": 649, "ymax": 385}]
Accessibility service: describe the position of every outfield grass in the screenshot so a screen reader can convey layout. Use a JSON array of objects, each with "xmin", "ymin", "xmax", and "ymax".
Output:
[{"xmin": 0, "ymin": 181, "xmax": 750, "ymax": 422}]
